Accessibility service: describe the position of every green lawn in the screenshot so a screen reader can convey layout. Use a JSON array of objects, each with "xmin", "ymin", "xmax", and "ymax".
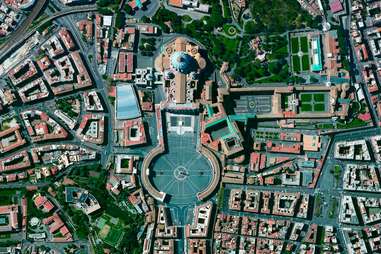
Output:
[
  {"xmin": 105, "ymin": 227, "xmax": 124, "ymax": 247},
  {"xmin": 181, "ymin": 15, "xmax": 192, "ymax": 23},
  {"xmin": 281, "ymin": 95, "xmax": 290, "ymax": 108},
  {"xmin": 212, "ymin": 36, "xmax": 239, "ymax": 64},
  {"xmin": 270, "ymin": 45, "xmax": 288, "ymax": 59},
  {"xmin": 292, "ymin": 55, "xmax": 301, "ymax": 72},
  {"xmin": 300, "ymin": 36, "xmax": 309, "ymax": 53},
  {"xmin": 0, "ymin": 196, "xmax": 13, "ymax": 206},
  {"xmin": 0, "ymin": 233, "xmax": 10, "ymax": 239},
  {"xmin": 97, "ymin": 214, "xmax": 125, "ymax": 248},
  {"xmin": 300, "ymin": 93, "xmax": 312, "ymax": 102},
  {"xmin": 223, "ymin": 24, "xmax": 238, "ymax": 36},
  {"xmin": 255, "ymin": 74, "xmax": 286, "ymax": 83},
  {"xmin": 222, "ymin": 37, "xmax": 239, "ymax": 49},
  {"xmin": 342, "ymin": 118, "xmax": 368, "ymax": 128},
  {"xmin": 328, "ymin": 198, "xmax": 338, "ymax": 218},
  {"xmin": 0, "ymin": 189, "xmax": 16, "ymax": 206},
  {"xmin": 313, "ymin": 93, "xmax": 325, "ymax": 102},
  {"xmin": 291, "ymin": 37, "xmax": 299, "ymax": 54},
  {"xmin": 301, "ymin": 55, "xmax": 310, "ymax": 71},
  {"xmin": 318, "ymin": 118, "xmax": 368, "ymax": 129},
  {"xmin": 314, "ymin": 193, "xmax": 323, "ymax": 217},
  {"xmin": 301, "ymin": 104, "xmax": 312, "ymax": 112},
  {"xmin": 314, "ymin": 103, "xmax": 325, "ymax": 112}
]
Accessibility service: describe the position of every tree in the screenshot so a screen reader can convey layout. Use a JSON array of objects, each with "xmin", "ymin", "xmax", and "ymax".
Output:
[
  {"xmin": 97, "ymin": 0, "xmax": 114, "ymax": 8},
  {"xmin": 209, "ymin": 2, "xmax": 224, "ymax": 28},
  {"xmin": 125, "ymin": 4, "xmax": 133, "ymax": 15},
  {"xmin": 98, "ymin": 7, "xmax": 113, "ymax": 15},
  {"xmin": 141, "ymin": 16, "xmax": 151, "ymax": 23},
  {"xmin": 269, "ymin": 61, "xmax": 283, "ymax": 74},
  {"xmin": 244, "ymin": 20, "xmax": 263, "ymax": 35},
  {"xmin": 115, "ymin": 12, "xmax": 125, "ymax": 29}
]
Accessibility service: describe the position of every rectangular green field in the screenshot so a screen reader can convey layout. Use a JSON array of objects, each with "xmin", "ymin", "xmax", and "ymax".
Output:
[
  {"xmin": 292, "ymin": 55, "xmax": 301, "ymax": 72},
  {"xmin": 314, "ymin": 103, "xmax": 325, "ymax": 112},
  {"xmin": 301, "ymin": 55, "xmax": 310, "ymax": 71},
  {"xmin": 301, "ymin": 104, "xmax": 312, "ymax": 112},
  {"xmin": 291, "ymin": 37, "xmax": 299, "ymax": 54},
  {"xmin": 313, "ymin": 93, "xmax": 325, "ymax": 102},
  {"xmin": 300, "ymin": 36, "xmax": 309, "ymax": 53},
  {"xmin": 300, "ymin": 93, "xmax": 312, "ymax": 102},
  {"xmin": 104, "ymin": 227, "xmax": 124, "ymax": 247}
]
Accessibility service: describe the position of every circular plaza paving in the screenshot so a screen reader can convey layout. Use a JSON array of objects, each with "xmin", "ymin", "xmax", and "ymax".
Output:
[{"xmin": 150, "ymin": 133, "xmax": 213, "ymax": 205}]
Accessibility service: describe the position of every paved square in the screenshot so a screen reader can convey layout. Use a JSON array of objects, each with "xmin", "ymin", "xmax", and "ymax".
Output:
[{"xmin": 150, "ymin": 132, "xmax": 213, "ymax": 206}]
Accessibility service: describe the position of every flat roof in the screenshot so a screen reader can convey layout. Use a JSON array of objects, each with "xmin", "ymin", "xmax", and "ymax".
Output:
[
  {"xmin": 103, "ymin": 16, "xmax": 112, "ymax": 27},
  {"xmin": 116, "ymin": 84, "xmax": 141, "ymax": 120},
  {"xmin": 311, "ymin": 36, "xmax": 323, "ymax": 72}
]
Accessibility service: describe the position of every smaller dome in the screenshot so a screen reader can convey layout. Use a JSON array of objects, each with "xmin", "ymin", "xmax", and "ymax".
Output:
[
  {"xmin": 190, "ymin": 72, "xmax": 198, "ymax": 80},
  {"xmin": 164, "ymin": 70, "xmax": 175, "ymax": 80},
  {"xmin": 146, "ymin": 73, "xmax": 154, "ymax": 81},
  {"xmin": 170, "ymin": 51, "xmax": 195, "ymax": 74}
]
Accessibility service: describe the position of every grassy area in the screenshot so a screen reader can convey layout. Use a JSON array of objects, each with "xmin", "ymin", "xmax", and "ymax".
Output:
[
  {"xmin": 300, "ymin": 93, "xmax": 326, "ymax": 112},
  {"xmin": 217, "ymin": 185, "xmax": 225, "ymax": 210},
  {"xmin": 291, "ymin": 37, "xmax": 299, "ymax": 54},
  {"xmin": 314, "ymin": 103, "xmax": 325, "ymax": 112},
  {"xmin": 331, "ymin": 165, "xmax": 342, "ymax": 187},
  {"xmin": 314, "ymin": 193, "xmax": 323, "ymax": 217},
  {"xmin": 96, "ymin": 214, "xmax": 125, "ymax": 248},
  {"xmin": 335, "ymin": 25, "xmax": 350, "ymax": 71},
  {"xmin": 282, "ymin": 95, "xmax": 289, "ymax": 108},
  {"xmin": 317, "ymin": 123, "xmax": 334, "ymax": 129},
  {"xmin": 248, "ymin": 0, "xmax": 320, "ymax": 33},
  {"xmin": 56, "ymin": 97, "xmax": 79, "ymax": 118},
  {"xmin": 36, "ymin": 20, "xmax": 53, "ymax": 34},
  {"xmin": 301, "ymin": 93, "xmax": 312, "ymax": 102},
  {"xmin": 342, "ymin": 118, "xmax": 368, "ymax": 128},
  {"xmin": 211, "ymin": 36, "xmax": 239, "ymax": 65},
  {"xmin": 269, "ymin": 45, "xmax": 288, "ymax": 60},
  {"xmin": 255, "ymin": 73, "xmax": 288, "ymax": 83},
  {"xmin": 255, "ymin": 131, "xmax": 280, "ymax": 140},
  {"xmin": 234, "ymin": 34, "xmax": 289, "ymax": 84},
  {"xmin": 0, "ymin": 233, "xmax": 10, "ymax": 240},
  {"xmin": 292, "ymin": 55, "xmax": 301, "ymax": 72},
  {"xmin": 301, "ymin": 55, "xmax": 310, "ymax": 71},
  {"xmin": 221, "ymin": 0, "xmax": 232, "ymax": 19},
  {"xmin": 0, "ymin": 189, "xmax": 17, "ymax": 206},
  {"xmin": 300, "ymin": 36, "xmax": 309, "ymax": 53},
  {"xmin": 328, "ymin": 198, "xmax": 338, "ymax": 219},
  {"xmin": 314, "ymin": 93, "xmax": 325, "ymax": 102},
  {"xmin": 96, "ymin": 0, "xmax": 122, "ymax": 12},
  {"xmin": 181, "ymin": 15, "xmax": 192, "ymax": 23},
  {"xmin": 301, "ymin": 104, "xmax": 312, "ymax": 112},
  {"xmin": 223, "ymin": 24, "xmax": 238, "ymax": 36},
  {"xmin": 56, "ymin": 163, "xmax": 144, "ymax": 253},
  {"xmin": 317, "ymin": 118, "xmax": 368, "ymax": 129},
  {"xmin": 0, "ymin": 196, "xmax": 13, "ymax": 206},
  {"xmin": 108, "ymin": 96, "xmax": 115, "ymax": 106}
]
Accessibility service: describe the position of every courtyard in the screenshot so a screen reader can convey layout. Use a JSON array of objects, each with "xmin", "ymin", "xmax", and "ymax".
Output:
[
  {"xmin": 299, "ymin": 92, "xmax": 327, "ymax": 112},
  {"xmin": 233, "ymin": 94, "xmax": 272, "ymax": 115}
]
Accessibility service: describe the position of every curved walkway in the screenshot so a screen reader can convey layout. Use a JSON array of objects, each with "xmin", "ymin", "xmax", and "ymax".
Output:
[
  {"xmin": 141, "ymin": 144, "xmax": 167, "ymax": 202},
  {"xmin": 141, "ymin": 105, "xmax": 166, "ymax": 202},
  {"xmin": 141, "ymin": 107, "xmax": 221, "ymax": 203},
  {"xmin": 196, "ymin": 145, "xmax": 221, "ymax": 201}
]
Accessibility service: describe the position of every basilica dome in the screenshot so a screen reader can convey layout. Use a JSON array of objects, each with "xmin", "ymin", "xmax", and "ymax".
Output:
[{"xmin": 170, "ymin": 51, "xmax": 195, "ymax": 74}]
